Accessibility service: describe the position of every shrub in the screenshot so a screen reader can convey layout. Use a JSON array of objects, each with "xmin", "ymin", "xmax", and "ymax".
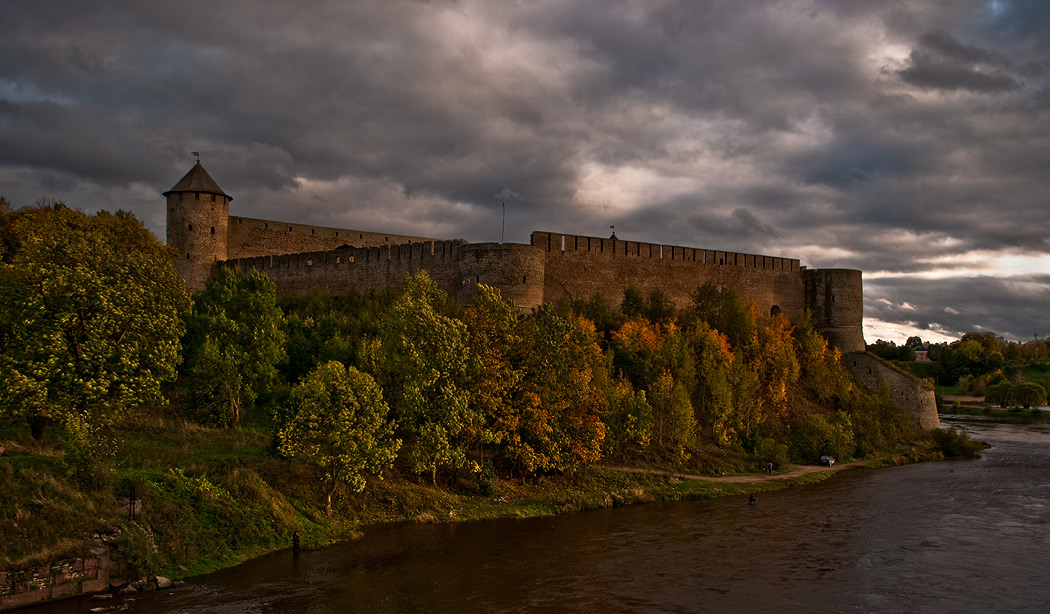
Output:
[{"xmin": 928, "ymin": 427, "xmax": 985, "ymax": 458}]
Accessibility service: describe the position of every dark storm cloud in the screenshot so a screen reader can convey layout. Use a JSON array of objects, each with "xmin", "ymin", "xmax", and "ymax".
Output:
[
  {"xmin": 1, "ymin": 0, "xmax": 1048, "ymax": 341},
  {"xmin": 866, "ymin": 274, "xmax": 1050, "ymax": 342},
  {"xmin": 898, "ymin": 30, "xmax": 1018, "ymax": 92}
]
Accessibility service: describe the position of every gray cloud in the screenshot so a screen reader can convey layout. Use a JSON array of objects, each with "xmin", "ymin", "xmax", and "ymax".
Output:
[
  {"xmin": 898, "ymin": 30, "xmax": 1019, "ymax": 92},
  {"xmin": 2, "ymin": 0, "xmax": 1049, "ymax": 341}
]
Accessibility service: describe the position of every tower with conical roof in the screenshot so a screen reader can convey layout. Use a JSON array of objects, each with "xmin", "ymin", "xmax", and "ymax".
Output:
[{"xmin": 163, "ymin": 161, "xmax": 232, "ymax": 291}]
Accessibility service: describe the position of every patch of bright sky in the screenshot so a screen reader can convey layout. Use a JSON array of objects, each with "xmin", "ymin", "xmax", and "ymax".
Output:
[
  {"xmin": 864, "ymin": 317, "xmax": 958, "ymax": 345},
  {"xmin": 574, "ymin": 161, "xmax": 725, "ymax": 215},
  {"xmin": 791, "ymin": 244, "xmax": 859, "ymax": 268},
  {"xmin": 865, "ymin": 250, "xmax": 1050, "ymax": 280}
]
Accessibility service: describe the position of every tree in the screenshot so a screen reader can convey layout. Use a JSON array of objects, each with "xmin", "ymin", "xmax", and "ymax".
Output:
[
  {"xmin": 687, "ymin": 282, "xmax": 754, "ymax": 349},
  {"xmin": 0, "ymin": 204, "xmax": 188, "ymax": 478},
  {"xmin": 603, "ymin": 380, "xmax": 652, "ymax": 454},
  {"xmin": 376, "ymin": 271, "xmax": 475, "ymax": 483},
  {"xmin": 648, "ymin": 371, "xmax": 695, "ymax": 455},
  {"xmin": 795, "ymin": 311, "xmax": 850, "ymax": 405},
  {"xmin": 1009, "ymin": 382, "xmax": 1046, "ymax": 409},
  {"xmin": 183, "ymin": 268, "xmax": 286, "ymax": 425},
  {"xmin": 683, "ymin": 322, "xmax": 736, "ymax": 446},
  {"xmin": 462, "ymin": 284, "xmax": 526, "ymax": 465},
  {"xmin": 517, "ymin": 305, "xmax": 609, "ymax": 474},
  {"xmin": 750, "ymin": 312, "xmax": 799, "ymax": 419},
  {"xmin": 985, "ymin": 381, "xmax": 1013, "ymax": 408},
  {"xmin": 278, "ymin": 361, "xmax": 401, "ymax": 516}
]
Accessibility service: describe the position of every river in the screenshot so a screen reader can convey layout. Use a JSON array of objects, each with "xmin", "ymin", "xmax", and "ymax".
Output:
[{"xmin": 23, "ymin": 414, "xmax": 1050, "ymax": 613}]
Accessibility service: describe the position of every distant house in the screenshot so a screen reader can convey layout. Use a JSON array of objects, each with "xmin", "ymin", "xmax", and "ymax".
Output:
[{"xmin": 914, "ymin": 346, "xmax": 930, "ymax": 362}]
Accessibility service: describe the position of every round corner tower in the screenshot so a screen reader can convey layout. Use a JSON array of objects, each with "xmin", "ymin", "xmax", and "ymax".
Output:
[
  {"xmin": 163, "ymin": 161, "xmax": 231, "ymax": 291},
  {"xmin": 803, "ymin": 268, "xmax": 866, "ymax": 354},
  {"xmin": 455, "ymin": 242, "xmax": 546, "ymax": 312}
]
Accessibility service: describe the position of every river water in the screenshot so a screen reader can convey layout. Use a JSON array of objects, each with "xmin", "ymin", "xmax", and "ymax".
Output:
[{"xmin": 24, "ymin": 415, "xmax": 1050, "ymax": 613}]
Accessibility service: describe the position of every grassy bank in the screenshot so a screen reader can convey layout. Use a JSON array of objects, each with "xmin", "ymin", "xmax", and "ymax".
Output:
[{"xmin": 1, "ymin": 408, "xmax": 946, "ymax": 583}]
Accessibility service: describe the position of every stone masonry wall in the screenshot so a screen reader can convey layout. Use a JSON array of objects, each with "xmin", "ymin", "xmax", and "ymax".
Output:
[
  {"xmin": 224, "ymin": 240, "xmax": 469, "ymax": 298},
  {"xmin": 805, "ymin": 268, "xmax": 866, "ymax": 353},
  {"xmin": 224, "ymin": 240, "xmax": 547, "ymax": 311},
  {"xmin": 167, "ymin": 192, "xmax": 230, "ymax": 292},
  {"xmin": 0, "ymin": 548, "xmax": 110, "ymax": 612},
  {"xmin": 226, "ymin": 216, "xmax": 437, "ymax": 260},
  {"xmin": 532, "ymin": 231, "xmax": 807, "ymax": 321},
  {"xmin": 845, "ymin": 353, "xmax": 940, "ymax": 432},
  {"xmin": 453, "ymin": 243, "xmax": 545, "ymax": 310}
]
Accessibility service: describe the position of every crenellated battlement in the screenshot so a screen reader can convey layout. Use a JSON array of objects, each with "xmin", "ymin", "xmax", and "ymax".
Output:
[
  {"xmin": 531, "ymin": 231, "xmax": 801, "ymax": 272},
  {"xmin": 226, "ymin": 215, "xmax": 438, "ymax": 260},
  {"xmin": 165, "ymin": 161, "xmax": 865, "ymax": 351},
  {"xmin": 224, "ymin": 238, "xmax": 467, "ymax": 272}
]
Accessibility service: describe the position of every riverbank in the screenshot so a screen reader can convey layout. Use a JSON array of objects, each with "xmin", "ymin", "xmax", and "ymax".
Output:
[{"xmin": 1, "ymin": 413, "xmax": 946, "ymax": 611}]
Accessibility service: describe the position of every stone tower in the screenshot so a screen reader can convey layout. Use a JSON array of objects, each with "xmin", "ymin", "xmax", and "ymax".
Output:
[
  {"xmin": 803, "ymin": 268, "xmax": 865, "ymax": 353},
  {"xmin": 163, "ymin": 161, "xmax": 231, "ymax": 291}
]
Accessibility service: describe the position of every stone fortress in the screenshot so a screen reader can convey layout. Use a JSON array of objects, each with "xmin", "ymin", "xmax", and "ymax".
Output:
[{"xmin": 164, "ymin": 161, "xmax": 938, "ymax": 430}]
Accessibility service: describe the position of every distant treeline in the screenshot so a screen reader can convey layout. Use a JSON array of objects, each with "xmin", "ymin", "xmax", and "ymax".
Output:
[{"xmin": 867, "ymin": 333, "xmax": 1049, "ymax": 408}]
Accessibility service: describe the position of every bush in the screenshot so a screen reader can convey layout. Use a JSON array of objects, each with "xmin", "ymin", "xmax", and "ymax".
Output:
[{"xmin": 928, "ymin": 427, "xmax": 985, "ymax": 458}]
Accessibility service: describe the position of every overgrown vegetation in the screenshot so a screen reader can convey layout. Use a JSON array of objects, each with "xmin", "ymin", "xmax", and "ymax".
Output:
[
  {"xmin": 869, "ymin": 332, "xmax": 1050, "ymax": 409},
  {"xmin": 0, "ymin": 201, "xmax": 941, "ymax": 581},
  {"xmin": 927, "ymin": 426, "xmax": 987, "ymax": 458}
]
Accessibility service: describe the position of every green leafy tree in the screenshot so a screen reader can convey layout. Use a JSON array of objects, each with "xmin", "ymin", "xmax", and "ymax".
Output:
[
  {"xmin": 985, "ymin": 381, "xmax": 1013, "ymax": 408},
  {"xmin": 183, "ymin": 268, "xmax": 286, "ymax": 425},
  {"xmin": 0, "ymin": 204, "xmax": 188, "ymax": 480},
  {"xmin": 687, "ymin": 282, "xmax": 754, "ymax": 349},
  {"xmin": 1009, "ymin": 381, "xmax": 1046, "ymax": 409},
  {"xmin": 376, "ymin": 271, "xmax": 475, "ymax": 483},
  {"xmin": 603, "ymin": 380, "xmax": 652, "ymax": 454},
  {"xmin": 683, "ymin": 322, "xmax": 736, "ymax": 446},
  {"xmin": 0, "ymin": 206, "xmax": 187, "ymax": 430},
  {"xmin": 648, "ymin": 372, "xmax": 695, "ymax": 456},
  {"xmin": 278, "ymin": 361, "xmax": 401, "ymax": 516},
  {"xmin": 517, "ymin": 306, "xmax": 609, "ymax": 474},
  {"xmin": 571, "ymin": 292, "xmax": 617, "ymax": 337},
  {"xmin": 462, "ymin": 284, "xmax": 526, "ymax": 466},
  {"xmin": 620, "ymin": 287, "xmax": 647, "ymax": 320},
  {"xmin": 795, "ymin": 311, "xmax": 851, "ymax": 404}
]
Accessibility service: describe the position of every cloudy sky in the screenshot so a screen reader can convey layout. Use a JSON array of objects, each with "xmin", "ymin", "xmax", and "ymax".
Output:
[{"xmin": 2, "ymin": 0, "xmax": 1048, "ymax": 344}]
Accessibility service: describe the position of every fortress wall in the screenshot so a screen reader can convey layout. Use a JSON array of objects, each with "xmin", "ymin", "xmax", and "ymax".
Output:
[
  {"xmin": 846, "ymin": 353, "xmax": 940, "ymax": 432},
  {"xmin": 804, "ymin": 269, "xmax": 866, "ymax": 353},
  {"xmin": 455, "ymin": 243, "xmax": 546, "ymax": 310},
  {"xmin": 224, "ymin": 239, "xmax": 468, "ymax": 296},
  {"xmin": 226, "ymin": 216, "xmax": 437, "ymax": 260},
  {"xmin": 532, "ymin": 231, "xmax": 806, "ymax": 319}
]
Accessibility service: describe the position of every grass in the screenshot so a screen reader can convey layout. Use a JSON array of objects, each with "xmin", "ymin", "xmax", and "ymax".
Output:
[{"xmin": 1, "ymin": 408, "xmax": 941, "ymax": 582}]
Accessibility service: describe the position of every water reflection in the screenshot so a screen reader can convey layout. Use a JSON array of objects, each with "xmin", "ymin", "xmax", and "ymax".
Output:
[{"xmin": 24, "ymin": 415, "xmax": 1050, "ymax": 613}]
